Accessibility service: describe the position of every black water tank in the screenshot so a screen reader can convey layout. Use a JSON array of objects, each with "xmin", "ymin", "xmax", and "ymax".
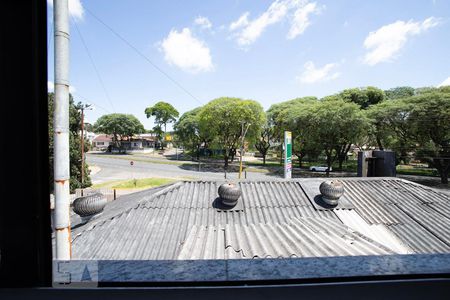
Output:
[{"xmin": 373, "ymin": 150, "xmax": 396, "ymax": 177}]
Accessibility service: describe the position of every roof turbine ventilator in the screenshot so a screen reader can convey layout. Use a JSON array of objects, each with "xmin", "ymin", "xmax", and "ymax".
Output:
[
  {"xmin": 319, "ymin": 180, "xmax": 345, "ymax": 206},
  {"xmin": 218, "ymin": 183, "xmax": 242, "ymax": 207},
  {"xmin": 73, "ymin": 193, "xmax": 107, "ymax": 219}
]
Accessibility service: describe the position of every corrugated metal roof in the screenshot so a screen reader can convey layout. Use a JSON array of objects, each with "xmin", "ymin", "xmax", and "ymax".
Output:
[
  {"xmin": 178, "ymin": 217, "xmax": 394, "ymax": 260},
  {"xmin": 334, "ymin": 209, "xmax": 413, "ymax": 254},
  {"xmin": 300, "ymin": 180, "xmax": 355, "ymax": 210},
  {"xmin": 70, "ymin": 178, "xmax": 450, "ymax": 260}
]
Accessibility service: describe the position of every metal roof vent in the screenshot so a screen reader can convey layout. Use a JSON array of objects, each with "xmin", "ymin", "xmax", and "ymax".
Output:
[
  {"xmin": 73, "ymin": 193, "xmax": 107, "ymax": 220},
  {"xmin": 319, "ymin": 180, "xmax": 344, "ymax": 206},
  {"xmin": 218, "ymin": 183, "xmax": 242, "ymax": 207}
]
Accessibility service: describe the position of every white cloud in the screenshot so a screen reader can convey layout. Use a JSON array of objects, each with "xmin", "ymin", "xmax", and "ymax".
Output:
[
  {"xmin": 287, "ymin": 2, "xmax": 321, "ymax": 39},
  {"xmin": 160, "ymin": 28, "xmax": 214, "ymax": 73},
  {"xmin": 363, "ymin": 17, "xmax": 441, "ymax": 66},
  {"xmin": 47, "ymin": 0, "xmax": 85, "ymax": 21},
  {"xmin": 229, "ymin": 0, "xmax": 321, "ymax": 47},
  {"xmin": 229, "ymin": 12, "xmax": 250, "ymax": 31},
  {"xmin": 438, "ymin": 76, "xmax": 450, "ymax": 87},
  {"xmin": 47, "ymin": 81, "xmax": 76, "ymax": 93},
  {"xmin": 194, "ymin": 16, "xmax": 212, "ymax": 29},
  {"xmin": 296, "ymin": 61, "xmax": 341, "ymax": 84}
]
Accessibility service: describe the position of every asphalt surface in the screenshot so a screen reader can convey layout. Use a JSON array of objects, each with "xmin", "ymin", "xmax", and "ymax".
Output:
[
  {"xmin": 87, "ymin": 153, "xmax": 277, "ymax": 184},
  {"xmin": 87, "ymin": 153, "xmax": 450, "ymax": 194}
]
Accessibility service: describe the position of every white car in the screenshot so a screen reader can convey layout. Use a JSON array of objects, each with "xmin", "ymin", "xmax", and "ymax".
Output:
[{"xmin": 309, "ymin": 166, "xmax": 332, "ymax": 172}]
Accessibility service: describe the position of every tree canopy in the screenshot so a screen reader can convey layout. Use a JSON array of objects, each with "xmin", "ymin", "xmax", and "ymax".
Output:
[
  {"xmin": 93, "ymin": 113, "xmax": 145, "ymax": 148},
  {"xmin": 198, "ymin": 97, "xmax": 265, "ymax": 168},
  {"xmin": 339, "ymin": 86, "xmax": 385, "ymax": 109},
  {"xmin": 145, "ymin": 101, "xmax": 179, "ymax": 130},
  {"xmin": 145, "ymin": 101, "xmax": 179, "ymax": 148},
  {"xmin": 174, "ymin": 107, "xmax": 212, "ymax": 160}
]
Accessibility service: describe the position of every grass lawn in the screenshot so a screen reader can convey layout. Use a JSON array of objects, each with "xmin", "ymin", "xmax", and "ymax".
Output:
[
  {"xmin": 246, "ymin": 159, "xmax": 359, "ymax": 172},
  {"xmin": 396, "ymin": 166, "xmax": 438, "ymax": 177},
  {"xmin": 92, "ymin": 177, "xmax": 177, "ymax": 189}
]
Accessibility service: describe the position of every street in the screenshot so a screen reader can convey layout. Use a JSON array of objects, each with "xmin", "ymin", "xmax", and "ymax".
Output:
[
  {"xmin": 87, "ymin": 153, "xmax": 450, "ymax": 194},
  {"xmin": 87, "ymin": 153, "xmax": 277, "ymax": 184}
]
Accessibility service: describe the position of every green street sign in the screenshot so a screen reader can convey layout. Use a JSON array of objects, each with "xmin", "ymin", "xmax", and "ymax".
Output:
[{"xmin": 284, "ymin": 131, "xmax": 292, "ymax": 179}]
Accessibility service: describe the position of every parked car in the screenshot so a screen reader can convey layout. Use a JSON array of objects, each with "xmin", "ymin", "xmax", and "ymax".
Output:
[{"xmin": 309, "ymin": 165, "xmax": 332, "ymax": 172}]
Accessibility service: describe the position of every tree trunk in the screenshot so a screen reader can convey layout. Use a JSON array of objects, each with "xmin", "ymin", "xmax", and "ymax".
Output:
[
  {"xmin": 263, "ymin": 154, "xmax": 266, "ymax": 165},
  {"xmin": 229, "ymin": 147, "xmax": 236, "ymax": 163},
  {"xmin": 298, "ymin": 156, "xmax": 302, "ymax": 168},
  {"xmin": 280, "ymin": 147, "xmax": 283, "ymax": 164},
  {"xmin": 441, "ymin": 172, "xmax": 449, "ymax": 184},
  {"xmin": 437, "ymin": 163, "xmax": 449, "ymax": 184},
  {"xmin": 196, "ymin": 145, "xmax": 200, "ymax": 161},
  {"xmin": 224, "ymin": 155, "xmax": 229, "ymax": 170},
  {"xmin": 325, "ymin": 150, "xmax": 332, "ymax": 177},
  {"xmin": 376, "ymin": 136, "xmax": 384, "ymax": 151},
  {"xmin": 337, "ymin": 144, "xmax": 351, "ymax": 171},
  {"xmin": 338, "ymin": 159, "xmax": 344, "ymax": 171}
]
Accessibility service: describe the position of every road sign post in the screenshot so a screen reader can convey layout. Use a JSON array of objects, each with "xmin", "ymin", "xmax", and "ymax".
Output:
[{"xmin": 284, "ymin": 131, "xmax": 292, "ymax": 179}]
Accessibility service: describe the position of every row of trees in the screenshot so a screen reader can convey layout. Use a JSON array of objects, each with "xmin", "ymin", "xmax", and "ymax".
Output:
[
  {"xmin": 173, "ymin": 86, "xmax": 449, "ymax": 184},
  {"xmin": 90, "ymin": 85, "xmax": 449, "ymax": 184},
  {"xmin": 93, "ymin": 102, "xmax": 180, "ymax": 150}
]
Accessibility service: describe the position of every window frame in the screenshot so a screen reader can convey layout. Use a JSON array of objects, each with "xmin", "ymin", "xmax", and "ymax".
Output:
[{"xmin": 1, "ymin": 1, "xmax": 450, "ymax": 299}]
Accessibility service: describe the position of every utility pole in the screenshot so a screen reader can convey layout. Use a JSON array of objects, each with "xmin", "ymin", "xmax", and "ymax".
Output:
[
  {"xmin": 238, "ymin": 122, "xmax": 251, "ymax": 179},
  {"xmin": 53, "ymin": 0, "xmax": 71, "ymax": 259},
  {"xmin": 80, "ymin": 103, "xmax": 92, "ymax": 186}
]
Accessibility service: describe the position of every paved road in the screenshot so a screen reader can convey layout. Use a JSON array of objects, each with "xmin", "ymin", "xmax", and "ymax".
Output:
[
  {"xmin": 87, "ymin": 154, "xmax": 450, "ymax": 194},
  {"xmin": 87, "ymin": 154, "xmax": 278, "ymax": 184}
]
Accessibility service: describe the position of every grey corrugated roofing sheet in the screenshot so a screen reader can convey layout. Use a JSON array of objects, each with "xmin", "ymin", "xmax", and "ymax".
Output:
[
  {"xmin": 70, "ymin": 178, "xmax": 450, "ymax": 260},
  {"xmin": 178, "ymin": 217, "xmax": 394, "ymax": 260}
]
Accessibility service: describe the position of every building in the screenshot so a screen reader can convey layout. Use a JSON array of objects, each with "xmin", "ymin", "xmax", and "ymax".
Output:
[
  {"xmin": 69, "ymin": 177, "xmax": 450, "ymax": 260},
  {"xmin": 91, "ymin": 134, "xmax": 157, "ymax": 152},
  {"xmin": 92, "ymin": 134, "xmax": 112, "ymax": 150}
]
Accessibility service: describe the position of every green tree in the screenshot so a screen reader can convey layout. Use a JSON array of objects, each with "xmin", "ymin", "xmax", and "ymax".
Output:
[
  {"xmin": 84, "ymin": 122, "xmax": 94, "ymax": 132},
  {"xmin": 278, "ymin": 98, "xmax": 319, "ymax": 167},
  {"xmin": 93, "ymin": 113, "xmax": 145, "ymax": 151},
  {"xmin": 174, "ymin": 107, "xmax": 212, "ymax": 160},
  {"xmin": 254, "ymin": 123, "xmax": 274, "ymax": 165},
  {"xmin": 385, "ymin": 86, "xmax": 415, "ymax": 100},
  {"xmin": 408, "ymin": 90, "xmax": 450, "ymax": 184},
  {"xmin": 267, "ymin": 97, "xmax": 318, "ymax": 163},
  {"xmin": 48, "ymin": 93, "xmax": 91, "ymax": 192},
  {"xmin": 145, "ymin": 101, "xmax": 179, "ymax": 149},
  {"xmin": 305, "ymin": 98, "xmax": 369, "ymax": 173},
  {"xmin": 366, "ymin": 99, "xmax": 415, "ymax": 162},
  {"xmin": 339, "ymin": 86, "xmax": 385, "ymax": 109},
  {"xmin": 199, "ymin": 97, "xmax": 265, "ymax": 169}
]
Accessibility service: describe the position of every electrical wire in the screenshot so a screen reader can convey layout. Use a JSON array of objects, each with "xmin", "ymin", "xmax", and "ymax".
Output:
[
  {"xmin": 84, "ymin": 6, "xmax": 204, "ymax": 106},
  {"xmin": 72, "ymin": 18, "xmax": 117, "ymax": 112},
  {"xmin": 72, "ymin": 91, "xmax": 112, "ymax": 114}
]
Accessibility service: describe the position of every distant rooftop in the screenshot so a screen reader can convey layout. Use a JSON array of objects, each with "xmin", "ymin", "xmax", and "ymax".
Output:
[
  {"xmin": 92, "ymin": 134, "xmax": 112, "ymax": 142},
  {"xmin": 70, "ymin": 178, "xmax": 450, "ymax": 260}
]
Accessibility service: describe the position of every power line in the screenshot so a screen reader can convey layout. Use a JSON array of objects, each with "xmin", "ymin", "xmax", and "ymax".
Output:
[
  {"xmin": 84, "ymin": 6, "xmax": 204, "ymax": 106},
  {"xmin": 72, "ymin": 18, "xmax": 117, "ymax": 112},
  {"xmin": 71, "ymin": 91, "xmax": 112, "ymax": 114}
]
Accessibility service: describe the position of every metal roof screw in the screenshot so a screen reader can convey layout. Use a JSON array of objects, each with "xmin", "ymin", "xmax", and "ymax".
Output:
[{"xmin": 319, "ymin": 180, "xmax": 344, "ymax": 206}]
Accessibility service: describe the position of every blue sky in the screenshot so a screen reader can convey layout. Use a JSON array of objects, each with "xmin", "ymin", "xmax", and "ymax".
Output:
[{"xmin": 47, "ymin": 0, "xmax": 450, "ymax": 130}]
